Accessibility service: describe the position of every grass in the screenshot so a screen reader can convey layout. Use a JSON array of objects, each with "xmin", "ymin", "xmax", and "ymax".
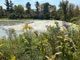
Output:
[{"xmin": 0, "ymin": 18, "xmax": 34, "ymax": 20}]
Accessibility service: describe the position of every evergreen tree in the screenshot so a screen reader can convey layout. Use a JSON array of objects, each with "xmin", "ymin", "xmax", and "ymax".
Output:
[
  {"xmin": 0, "ymin": 6, "xmax": 5, "ymax": 18},
  {"xmin": 59, "ymin": 0, "xmax": 68, "ymax": 21},
  {"xmin": 9, "ymin": 0, "xmax": 14, "ymax": 13},
  {"xmin": 26, "ymin": 2, "xmax": 31, "ymax": 18},
  {"xmin": 15, "ymin": 5, "xmax": 24, "ymax": 18},
  {"xmin": 35, "ymin": 1, "xmax": 40, "ymax": 18},
  {"xmin": 0, "ymin": 6, "xmax": 3, "ymax": 17},
  {"xmin": 73, "ymin": 5, "xmax": 80, "ymax": 17},
  {"xmin": 68, "ymin": 3, "xmax": 74, "ymax": 19},
  {"xmin": 5, "ymin": 0, "xmax": 10, "ymax": 12},
  {"xmin": 43, "ymin": 3, "xmax": 50, "ymax": 19}
]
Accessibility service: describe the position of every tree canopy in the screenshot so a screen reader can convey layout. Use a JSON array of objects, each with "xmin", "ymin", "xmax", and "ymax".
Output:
[{"xmin": 0, "ymin": 0, "xmax": 80, "ymax": 22}]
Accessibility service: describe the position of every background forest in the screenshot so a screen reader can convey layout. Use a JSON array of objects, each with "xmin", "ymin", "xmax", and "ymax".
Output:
[{"xmin": 0, "ymin": 0, "xmax": 80, "ymax": 23}]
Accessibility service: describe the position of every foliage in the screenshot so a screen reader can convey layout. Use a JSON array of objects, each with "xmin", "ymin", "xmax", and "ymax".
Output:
[
  {"xmin": 26, "ymin": 2, "xmax": 32, "ymax": 18},
  {"xmin": 0, "ymin": 0, "xmax": 80, "ymax": 21},
  {"xmin": 5, "ymin": 0, "xmax": 10, "ymax": 12},
  {"xmin": 0, "ymin": 23, "xmax": 80, "ymax": 60},
  {"xmin": 71, "ymin": 16, "xmax": 80, "ymax": 22},
  {"xmin": 59, "ymin": 0, "xmax": 68, "ymax": 21},
  {"xmin": 73, "ymin": 5, "xmax": 80, "ymax": 17}
]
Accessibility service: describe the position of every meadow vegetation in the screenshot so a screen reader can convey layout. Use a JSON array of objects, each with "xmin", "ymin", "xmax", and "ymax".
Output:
[{"xmin": 0, "ymin": 23, "xmax": 80, "ymax": 60}]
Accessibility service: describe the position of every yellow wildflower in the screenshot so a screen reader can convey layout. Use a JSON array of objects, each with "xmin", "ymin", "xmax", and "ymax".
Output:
[
  {"xmin": 43, "ymin": 39, "xmax": 48, "ymax": 43},
  {"xmin": 22, "ymin": 25, "xmax": 33, "ymax": 31},
  {"xmin": 28, "ymin": 26, "xmax": 34, "ymax": 29},
  {"xmin": 45, "ymin": 56, "xmax": 51, "ymax": 60},
  {"xmin": 64, "ymin": 38, "xmax": 68, "ymax": 42},
  {"xmin": 11, "ymin": 56, "xmax": 16, "ymax": 60},
  {"xmin": 51, "ymin": 55, "xmax": 55, "ymax": 59},
  {"xmin": 57, "ymin": 36, "xmax": 63, "ymax": 39},
  {"xmin": 60, "ymin": 42, "xmax": 63, "ymax": 45},
  {"xmin": 22, "ymin": 25, "xmax": 29, "ymax": 31}
]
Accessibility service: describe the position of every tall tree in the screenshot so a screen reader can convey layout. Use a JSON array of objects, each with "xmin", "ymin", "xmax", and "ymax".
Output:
[
  {"xmin": 0, "ymin": 6, "xmax": 3, "ymax": 17},
  {"xmin": 35, "ymin": 1, "xmax": 40, "ymax": 18},
  {"xmin": 43, "ymin": 3, "xmax": 50, "ymax": 19},
  {"xmin": 68, "ymin": 3, "xmax": 75, "ymax": 19},
  {"xmin": 26, "ymin": 2, "xmax": 31, "ymax": 17},
  {"xmin": 49, "ymin": 5, "xmax": 57, "ymax": 19},
  {"xmin": 15, "ymin": 5, "xmax": 24, "ymax": 18},
  {"xmin": 73, "ymin": 5, "xmax": 80, "ymax": 17},
  {"xmin": 9, "ymin": 0, "xmax": 14, "ymax": 13},
  {"xmin": 5, "ymin": 0, "xmax": 10, "ymax": 12},
  {"xmin": 59, "ymin": 0, "xmax": 68, "ymax": 21},
  {"xmin": 0, "ymin": 6, "xmax": 6, "ymax": 18}
]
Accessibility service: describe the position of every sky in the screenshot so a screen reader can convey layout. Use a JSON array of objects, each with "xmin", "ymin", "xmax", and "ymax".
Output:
[{"xmin": 0, "ymin": 0, "xmax": 80, "ymax": 9}]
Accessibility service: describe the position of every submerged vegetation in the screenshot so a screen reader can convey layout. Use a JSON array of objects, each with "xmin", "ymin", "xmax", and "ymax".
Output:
[{"xmin": 0, "ymin": 23, "xmax": 80, "ymax": 60}]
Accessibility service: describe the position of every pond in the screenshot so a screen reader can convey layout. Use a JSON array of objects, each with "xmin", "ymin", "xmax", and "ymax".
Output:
[
  {"xmin": 0, "ymin": 20, "xmax": 32, "ymax": 39},
  {"xmin": 0, "ymin": 20, "xmax": 78, "ymax": 39}
]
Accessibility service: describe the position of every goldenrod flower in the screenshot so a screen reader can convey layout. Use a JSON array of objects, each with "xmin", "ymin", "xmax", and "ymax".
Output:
[
  {"xmin": 11, "ymin": 56, "xmax": 16, "ymax": 60},
  {"xmin": 64, "ymin": 38, "xmax": 68, "ymax": 42},
  {"xmin": 57, "ymin": 36, "xmax": 63, "ymax": 39},
  {"xmin": 28, "ymin": 26, "xmax": 33, "ymax": 29},
  {"xmin": 22, "ymin": 25, "xmax": 29, "ymax": 31},
  {"xmin": 42, "ymin": 39, "xmax": 48, "ymax": 43},
  {"xmin": 22, "ymin": 25, "xmax": 33, "ymax": 31}
]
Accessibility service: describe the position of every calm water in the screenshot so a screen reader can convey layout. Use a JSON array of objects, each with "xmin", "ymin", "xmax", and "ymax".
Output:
[
  {"xmin": 0, "ymin": 20, "xmax": 78, "ymax": 39},
  {"xmin": 0, "ymin": 20, "xmax": 32, "ymax": 39}
]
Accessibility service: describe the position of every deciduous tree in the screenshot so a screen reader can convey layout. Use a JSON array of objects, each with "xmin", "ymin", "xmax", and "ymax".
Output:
[{"xmin": 59, "ymin": 0, "xmax": 68, "ymax": 21}]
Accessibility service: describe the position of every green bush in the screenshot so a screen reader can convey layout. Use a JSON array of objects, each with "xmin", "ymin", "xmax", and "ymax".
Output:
[{"xmin": 71, "ymin": 16, "xmax": 80, "ymax": 22}]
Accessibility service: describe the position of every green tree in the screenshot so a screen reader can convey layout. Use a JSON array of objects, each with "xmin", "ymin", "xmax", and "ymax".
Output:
[
  {"xmin": 0, "ymin": 6, "xmax": 6, "ymax": 18},
  {"xmin": 0, "ymin": 6, "xmax": 3, "ymax": 17},
  {"xmin": 26, "ymin": 2, "xmax": 31, "ymax": 18},
  {"xmin": 49, "ymin": 5, "xmax": 57, "ymax": 19},
  {"xmin": 59, "ymin": 0, "xmax": 68, "ymax": 21},
  {"xmin": 56, "ymin": 9, "xmax": 64, "ymax": 20},
  {"xmin": 43, "ymin": 3, "xmax": 50, "ymax": 19},
  {"xmin": 5, "ymin": 0, "xmax": 10, "ymax": 12},
  {"xmin": 9, "ymin": 0, "xmax": 14, "ymax": 13},
  {"xmin": 68, "ymin": 3, "xmax": 74, "ymax": 20},
  {"xmin": 35, "ymin": 1, "xmax": 40, "ymax": 18},
  {"xmin": 73, "ymin": 5, "xmax": 80, "ymax": 17},
  {"xmin": 15, "ymin": 5, "xmax": 24, "ymax": 18}
]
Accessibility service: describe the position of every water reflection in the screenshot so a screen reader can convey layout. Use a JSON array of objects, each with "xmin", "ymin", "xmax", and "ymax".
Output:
[
  {"xmin": 0, "ymin": 28, "xmax": 24, "ymax": 39},
  {"xmin": 0, "ymin": 28, "xmax": 7, "ymax": 39}
]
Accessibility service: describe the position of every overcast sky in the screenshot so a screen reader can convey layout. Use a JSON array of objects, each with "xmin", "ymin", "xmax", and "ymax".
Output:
[{"xmin": 0, "ymin": 0, "xmax": 80, "ymax": 9}]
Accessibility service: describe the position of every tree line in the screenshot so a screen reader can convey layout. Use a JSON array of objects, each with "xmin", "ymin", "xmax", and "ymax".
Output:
[{"xmin": 0, "ymin": 0, "xmax": 80, "ymax": 22}]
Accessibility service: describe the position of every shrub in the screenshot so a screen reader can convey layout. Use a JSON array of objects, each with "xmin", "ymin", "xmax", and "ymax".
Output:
[{"xmin": 70, "ymin": 16, "xmax": 80, "ymax": 22}]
